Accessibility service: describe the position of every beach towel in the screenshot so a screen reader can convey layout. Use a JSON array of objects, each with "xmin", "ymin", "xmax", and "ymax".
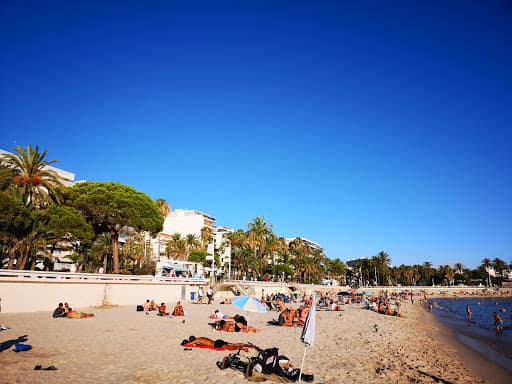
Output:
[
  {"xmin": 182, "ymin": 343, "xmax": 233, "ymax": 351},
  {"xmin": 14, "ymin": 342, "xmax": 32, "ymax": 352},
  {"xmin": 181, "ymin": 339, "xmax": 237, "ymax": 351}
]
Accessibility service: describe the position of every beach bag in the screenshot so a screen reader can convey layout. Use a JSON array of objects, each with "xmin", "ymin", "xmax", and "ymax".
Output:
[
  {"xmin": 136, "ymin": 305, "xmax": 144, "ymax": 312},
  {"xmin": 14, "ymin": 343, "xmax": 32, "ymax": 352},
  {"xmin": 258, "ymin": 347, "xmax": 279, "ymax": 374}
]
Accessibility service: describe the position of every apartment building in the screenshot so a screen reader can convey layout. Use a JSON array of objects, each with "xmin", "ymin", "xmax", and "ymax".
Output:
[{"xmin": 150, "ymin": 209, "xmax": 216, "ymax": 260}]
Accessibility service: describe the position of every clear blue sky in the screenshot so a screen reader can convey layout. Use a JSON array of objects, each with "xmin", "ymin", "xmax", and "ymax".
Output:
[{"xmin": 1, "ymin": 1, "xmax": 511, "ymax": 269}]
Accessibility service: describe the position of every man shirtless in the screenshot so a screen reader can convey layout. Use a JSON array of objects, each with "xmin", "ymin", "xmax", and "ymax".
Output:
[
  {"xmin": 493, "ymin": 312, "xmax": 503, "ymax": 333},
  {"xmin": 180, "ymin": 336, "xmax": 259, "ymax": 352}
]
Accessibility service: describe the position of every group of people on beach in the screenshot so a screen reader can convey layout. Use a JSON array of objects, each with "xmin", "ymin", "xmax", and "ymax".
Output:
[
  {"xmin": 464, "ymin": 303, "xmax": 507, "ymax": 333},
  {"xmin": 141, "ymin": 299, "xmax": 185, "ymax": 317},
  {"xmin": 52, "ymin": 302, "xmax": 94, "ymax": 319},
  {"xmin": 362, "ymin": 291, "xmax": 401, "ymax": 317},
  {"xmin": 210, "ymin": 310, "xmax": 259, "ymax": 333},
  {"xmin": 196, "ymin": 286, "xmax": 214, "ymax": 304}
]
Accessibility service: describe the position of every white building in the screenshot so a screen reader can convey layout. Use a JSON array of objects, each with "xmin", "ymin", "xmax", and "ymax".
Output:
[
  {"xmin": 213, "ymin": 226, "xmax": 234, "ymax": 275},
  {"xmin": 150, "ymin": 209, "xmax": 216, "ymax": 261},
  {"xmin": 285, "ymin": 237, "xmax": 322, "ymax": 251},
  {"xmin": 149, "ymin": 209, "xmax": 234, "ymax": 277}
]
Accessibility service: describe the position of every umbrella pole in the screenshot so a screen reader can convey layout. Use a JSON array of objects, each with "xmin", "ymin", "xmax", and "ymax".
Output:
[{"xmin": 298, "ymin": 344, "xmax": 308, "ymax": 383}]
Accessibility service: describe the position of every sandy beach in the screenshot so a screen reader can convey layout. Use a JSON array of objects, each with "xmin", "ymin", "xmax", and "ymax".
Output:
[{"xmin": 2, "ymin": 295, "xmax": 509, "ymax": 384}]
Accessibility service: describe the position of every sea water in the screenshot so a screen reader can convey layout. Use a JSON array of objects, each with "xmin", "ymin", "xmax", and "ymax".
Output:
[{"xmin": 431, "ymin": 297, "xmax": 512, "ymax": 372}]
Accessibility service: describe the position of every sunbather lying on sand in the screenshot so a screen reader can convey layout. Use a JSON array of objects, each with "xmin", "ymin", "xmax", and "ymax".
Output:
[
  {"xmin": 215, "ymin": 316, "xmax": 259, "ymax": 333},
  {"xmin": 180, "ymin": 336, "xmax": 259, "ymax": 352},
  {"xmin": 66, "ymin": 308, "xmax": 94, "ymax": 318}
]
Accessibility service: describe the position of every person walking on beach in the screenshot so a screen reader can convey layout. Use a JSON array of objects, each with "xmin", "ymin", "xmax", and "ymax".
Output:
[
  {"xmin": 207, "ymin": 286, "xmax": 213, "ymax": 304},
  {"xmin": 492, "ymin": 312, "xmax": 503, "ymax": 334},
  {"xmin": 197, "ymin": 287, "xmax": 204, "ymax": 304},
  {"xmin": 466, "ymin": 304, "xmax": 473, "ymax": 321}
]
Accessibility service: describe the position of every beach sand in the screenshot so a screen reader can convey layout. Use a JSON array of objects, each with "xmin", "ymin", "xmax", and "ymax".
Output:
[{"xmin": 0, "ymin": 299, "xmax": 503, "ymax": 384}]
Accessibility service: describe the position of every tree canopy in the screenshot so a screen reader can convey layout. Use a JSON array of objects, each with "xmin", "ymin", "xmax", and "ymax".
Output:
[{"xmin": 64, "ymin": 182, "xmax": 163, "ymax": 273}]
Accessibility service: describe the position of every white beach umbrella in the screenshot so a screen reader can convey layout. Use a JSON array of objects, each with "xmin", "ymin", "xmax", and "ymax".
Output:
[{"xmin": 299, "ymin": 301, "xmax": 316, "ymax": 382}]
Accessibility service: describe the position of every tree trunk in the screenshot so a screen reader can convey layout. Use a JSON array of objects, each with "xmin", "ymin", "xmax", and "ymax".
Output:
[{"xmin": 112, "ymin": 232, "xmax": 120, "ymax": 273}]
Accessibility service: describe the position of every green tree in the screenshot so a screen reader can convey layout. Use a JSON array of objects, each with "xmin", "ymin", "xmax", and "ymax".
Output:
[
  {"xmin": 1, "ymin": 145, "xmax": 69, "ymax": 208},
  {"xmin": 200, "ymin": 226, "xmax": 213, "ymax": 250},
  {"xmin": 422, "ymin": 261, "xmax": 434, "ymax": 285},
  {"xmin": 0, "ymin": 163, "xmax": 15, "ymax": 192},
  {"xmin": 120, "ymin": 231, "xmax": 145, "ymax": 272},
  {"xmin": 41, "ymin": 205, "xmax": 94, "ymax": 270},
  {"xmin": 166, "ymin": 233, "xmax": 188, "ymax": 260},
  {"xmin": 226, "ymin": 229, "xmax": 248, "ymax": 279},
  {"xmin": 155, "ymin": 198, "xmax": 170, "ymax": 218},
  {"xmin": 0, "ymin": 192, "xmax": 35, "ymax": 269},
  {"xmin": 246, "ymin": 216, "xmax": 274, "ymax": 277},
  {"xmin": 289, "ymin": 238, "xmax": 312, "ymax": 283},
  {"xmin": 64, "ymin": 182, "xmax": 163, "ymax": 273},
  {"xmin": 376, "ymin": 251, "xmax": 391, "ymax": 286},
  {"xmin": 481, "ymin": 258, "xmax": 492, "ymax": 286},
  {"xmin": 185, "ymin": 233, "xmax": 200, "ymax": 256},
  {"xmin": 189, "ymin": 249, "xmax": 209, "ymax": 264}
]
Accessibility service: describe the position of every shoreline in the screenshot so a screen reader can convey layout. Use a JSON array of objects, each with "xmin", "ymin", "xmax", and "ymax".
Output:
[{"xmin": 416, "ymin": 300, "xmax": 512, "ymax": 384}]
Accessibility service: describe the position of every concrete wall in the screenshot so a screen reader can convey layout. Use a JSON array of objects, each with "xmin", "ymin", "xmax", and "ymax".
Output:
[{"xmin": 0, "ymin": 280, "xmax": 205, "ymax": 313}]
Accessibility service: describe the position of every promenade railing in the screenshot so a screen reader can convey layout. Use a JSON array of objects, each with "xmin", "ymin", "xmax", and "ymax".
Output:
[{"xmin": 0, "ymin": 269, "xmax": 208, "ymax": 284}]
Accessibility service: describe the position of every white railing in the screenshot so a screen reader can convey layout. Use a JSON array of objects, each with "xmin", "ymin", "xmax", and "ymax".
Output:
[{"xmin": 0, "ymin": 269, "xmax": 208, "ymax": 284}]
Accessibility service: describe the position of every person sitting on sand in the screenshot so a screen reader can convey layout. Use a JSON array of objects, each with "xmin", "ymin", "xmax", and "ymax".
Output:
[
  {"xmin": 143, "ymin": 299, "xmax": 151, "ymax": 312},
  {"xmin": 180, "ymin": 336, "xmax": 259, "ymax": 352},
  {"xmin": 148, "ymin": 300, "xmax": 158, "ymax": 311},
  {"xmin": 385, "ymin": 304, "xmax": 400, "ymax": 317},
  {"xmin": 52, "ymin": 303, "xmax": 67, "ymax": 318},
  {"xmin": 66, "ymin": 307, "xmax": 94, "ymax": 318},
  {"xmin": 282, "ymin": 308, "xmax": 296, "ymax": 327},
  {"xmin": 64, "ymin": 302, "xmax": 71, "ymax": 314},
  {"xmin": 172, "ymin": 301, "xmax": 184, "ymax": 316},
  {"xmin": 158, "ymin": 302, "xmax": 169, "ymax": 316}
]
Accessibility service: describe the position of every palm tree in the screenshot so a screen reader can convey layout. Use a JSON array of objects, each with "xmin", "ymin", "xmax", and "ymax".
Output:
[
  {"xmin": 155, "ymin": 198, "xmax": 170, "ymax": 219},
  {"xmin": 289, "ymin": 238, "xmax": 312, "ymax": 283},
  {"xmin": 454, "ymin": 262, "xmax": 464, "ymax": 274},
  {"xmin": 226, "ymin": 229, "xmax": 247, "ymax": 279},
  {"xmin": 166, "ymin": 233, "xmax": 188, "ymax": 260},
  {"xmin": 376, "ymin": 251, "xmax": 391, "ymax": 286},
  {"xmin": 422, "ymin": 261, "xmax": 434, "ymax": 285},
  {"xmin": 1, "ymin": 145, "xmax": 69, "ymax": 208},
  {"xmin": 200, "ymin": 226, "xmax": 213, "ymax": 249},
  {"xmin": 246, "ymin": 217, "xmax": 274, "ymax": 277},
  {"xmin": 481, "ymin": 258, "xmax": 492, "ymax": 286},
  {"xmin": 185, "ymin": 233, "xmax": 200, "ymax": 257},
  {"xmin": 444, "ymin": 268, "xmax": 455, "ymax": 286}
]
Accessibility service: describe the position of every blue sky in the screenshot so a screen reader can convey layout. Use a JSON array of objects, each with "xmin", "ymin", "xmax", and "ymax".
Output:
[{"xmin": 1, "ymin": 1, "xmax": 511, "ymax": 269}]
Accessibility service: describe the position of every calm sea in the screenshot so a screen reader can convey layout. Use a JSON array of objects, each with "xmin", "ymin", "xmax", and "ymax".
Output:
[{"xmin": 432, "ymin": 297, "xmax": 512, "ymax": 372}]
